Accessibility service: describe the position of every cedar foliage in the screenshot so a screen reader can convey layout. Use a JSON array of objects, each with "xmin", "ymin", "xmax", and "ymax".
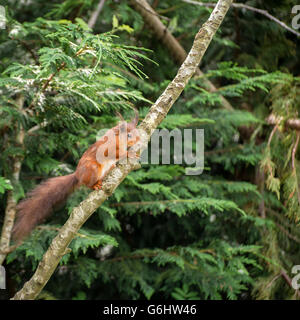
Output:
[{"xmin": 0, "ymin": 0, "xmax": 299, "ymax": 300}]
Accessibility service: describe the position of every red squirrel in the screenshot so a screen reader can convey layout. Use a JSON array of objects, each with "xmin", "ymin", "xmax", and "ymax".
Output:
[{"xmin": 12, "ymin": 110, "xmax": 140, "ymax": 241}]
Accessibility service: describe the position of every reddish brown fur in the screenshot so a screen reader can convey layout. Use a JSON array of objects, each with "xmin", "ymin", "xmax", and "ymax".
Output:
[
  {"xmin": 12, "ymin": 110, "xmax": 140, "ymax": 242},
  {"xmin": 13, "ymin": 173, "xmax": 78, "ymax": 241}
]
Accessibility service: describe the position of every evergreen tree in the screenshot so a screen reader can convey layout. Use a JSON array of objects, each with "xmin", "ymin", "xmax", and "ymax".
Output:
[{"xmin": 0, "ymin": 0, "xmax": 299, "ymax": 300}]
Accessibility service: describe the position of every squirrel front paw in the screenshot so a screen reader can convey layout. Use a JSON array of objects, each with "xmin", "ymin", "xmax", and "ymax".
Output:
[{"xmin": 92, "ymin": 180, "xmax": 102, "ymax": 190}]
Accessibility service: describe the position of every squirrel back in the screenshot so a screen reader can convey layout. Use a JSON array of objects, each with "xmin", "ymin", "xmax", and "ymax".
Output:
[{"xmin": 12, "ymin": 109, "xmax": 140, "ymax": 242}]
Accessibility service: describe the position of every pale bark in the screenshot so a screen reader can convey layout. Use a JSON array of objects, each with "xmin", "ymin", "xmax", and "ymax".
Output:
[
  {"xmin": 182, "ymin": 0, "xmax": 300, "ymax": 38},
  {"xmin": 88, "ymin": 0, "xmax": 106, "ymax": 29},
  {"xmin": 267, "ymin": 114, "xmax": 300, "ymax": 131},
  {"xmin": 131, "ymin": 0, "xmax": 234, "ymax": 111},
  {"xmin": 12, "ymin": 0, "xmax": 233, "ymax": 300},
  {"xmin": 0, "ymin": 95, "xmax": 25, "ymax": 265}
]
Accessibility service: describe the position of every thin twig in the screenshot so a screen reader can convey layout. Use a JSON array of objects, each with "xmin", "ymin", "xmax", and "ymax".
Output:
[
  {"xmin": 28, "ymin": 47, "xmax": 85, "ymax": 110},
  {"xmin": 36, "ymin": 226, "xmax": 99, "ymax": 239},
  {"xmin": 267, "ymin": 208, "xmax": 300, "ymax": 231},
  {"xmin": 108, "ymin": 248, "xmax": 215, "ymax": 263},
  {"xmin": 133, "ymin": 0, "xmax": 170, "ymax": 21},
  {"xmin": 0, "ymin": 243, "xmax": 20, "ymax": 255},
  {"xmin": 265, "ymin": 273, "xmax": 281, "ymax": 289},
  {"xmin": 14, "ymin": 38, "xmax": 39, "ymax": 64},
  {"xmin": 182, "ymin": 0, "xmax": 300, "ymax": 37},
  {"xmin": 88, "ymin": 0, "xmax": 106, "ymax": 29},
  {"xmin": 152, "ymin": 0, "xmax": 160, "ymax": 10},
  {"xmin": 291, "ymin": 131, "xmax": 300, "ymax": 171},
  {"xmin": 280, "ymin": 269, "xmax": 300, "ymax": 298},
  {"xmin": 27, "ymin": 121, "xmax": 48, "ymax": 134},
  {"xmin": 267, "ymin": 122, "xmax": 279, "ymax": 148},
  {"xmin": 204, "ymin": 144, "xmax": 243, "ymax": 156},
  {"xmin": 275, "ymin": 222, "xmax": 300, "ymax": 245},
  {"xmin": 111, "ymin": 198, "xmax": 205, "ymax": 208}
]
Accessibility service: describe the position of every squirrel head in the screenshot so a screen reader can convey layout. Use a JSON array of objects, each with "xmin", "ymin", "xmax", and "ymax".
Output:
[{"xmin": 114, "ymin": 109, "xmax": 140, "ymax": 148}]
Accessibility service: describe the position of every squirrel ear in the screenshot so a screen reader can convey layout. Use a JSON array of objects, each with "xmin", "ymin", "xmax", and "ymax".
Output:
[{"xmin": 131, "ymin": 108, "xmax": 139, "ymax": 127}]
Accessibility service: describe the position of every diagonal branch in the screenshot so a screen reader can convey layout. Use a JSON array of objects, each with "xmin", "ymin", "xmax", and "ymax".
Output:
[
  {"xmin": 130, "ymin": 0, "xmax": 234, "ymax": 111},
  {"xmin": 11, "ymin": 0, "xmax": 233, "ymax": 300},
  {"xmin": 182, "ymin": 0, "xmax": 300, "ymax": 37},
  {"xmin": 280, "ymin": 269, "xmax": 300, "ymax": 298},
  {"xmin": 88, "ymin": 0, "xmax": 106, "ymax": 29}
]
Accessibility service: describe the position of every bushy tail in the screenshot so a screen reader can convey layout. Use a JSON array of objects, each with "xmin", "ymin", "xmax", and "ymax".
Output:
[{"xmin": 13, "ymin": 173, "xmax": 78, "ymax": 242}]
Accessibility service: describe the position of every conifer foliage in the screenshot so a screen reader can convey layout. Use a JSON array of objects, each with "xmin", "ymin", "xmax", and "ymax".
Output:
[{"xmin": 0, "ymin": 0, "xmax": 299, "ymax": 300}]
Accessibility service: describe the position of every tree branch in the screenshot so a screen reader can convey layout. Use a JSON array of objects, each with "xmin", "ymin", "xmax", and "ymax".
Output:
[
  {"xmin": 280, "ymin": 269, "xmax": 300, "ymax": 298},
  {"xmin": 275, "ymin": 222, "xmax": 300, "ymax": 245},
  {"xmin": 267, "ymin": 114, "xmax": 300, "ymax": 131},
  {"xmin": 111, "ymin": 198, "xmax": 208, "ymax": 207},
  {"xmin": 88, "ymin": 0, "xmax": 106, "ymax": 29},
  {"xmin": 0, "ymin": 42, "xmax": 85, "ymax": 265},
  {"xmin": 27, "ymin": 47, "xmax": 85, "ymax": 110},
  {"xmin": 130, "ymin": 0, "xmax": 234, "ymax": 111},
  {"xmin": 0, "ymin": 95, "xmax": 25, "ymax": 265},
  {"xmin": 182, "ymin": 0, "xmax": 300, "ymax": 37},
  {"xmin": 11, "ymin": 0, "xmax": 233, "ymax": 300},
  {"xmin": 132, "ymin": 0, "xmax": 170, "ymax": 21}
]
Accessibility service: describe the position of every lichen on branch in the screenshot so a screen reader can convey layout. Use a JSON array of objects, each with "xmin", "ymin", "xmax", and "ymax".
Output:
[{"xmin": 12, "ymin": 0, "xmax": 233, "ymax": 300}]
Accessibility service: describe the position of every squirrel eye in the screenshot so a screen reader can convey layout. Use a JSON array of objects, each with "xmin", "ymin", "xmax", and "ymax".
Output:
[{"xmin": 127, "ymin": 133, "xmax": 132, "ymax": 138}]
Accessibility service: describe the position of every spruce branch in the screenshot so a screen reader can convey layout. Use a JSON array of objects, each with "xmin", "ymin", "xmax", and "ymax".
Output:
[
  {"xmin": 27, "ymin": 47, "xmax": 86, "ymax": 110},
  {"xmin": 111, "ymin": 199, "xmax": 207, "ymax": 207},
  {"xmin": 12, "ymin": 38, "xmax": 39, "ymax": 64},
  {"xmin": 108, "ymin": 248, "xmax": 215, "ymax": 265},
  {"xmin": 11, "ymin": 0, "xmax": 233, "ymax": 300},
  {"xmin": 267, "ymin": 208, "xmax": 300, "ymax": 234},
  {"xmin": 275, "ymin": 222, "xmax": 300, "ymax": 245}
]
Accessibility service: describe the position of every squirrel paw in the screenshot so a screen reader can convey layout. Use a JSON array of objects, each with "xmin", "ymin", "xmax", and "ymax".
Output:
[
  {"xmin": 110, "ymin": 163, "xmax": 117, "ymax": 170},
  {"xmin": 93, "ymin": 180, "xmax": 102, "ymax": 190}
]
